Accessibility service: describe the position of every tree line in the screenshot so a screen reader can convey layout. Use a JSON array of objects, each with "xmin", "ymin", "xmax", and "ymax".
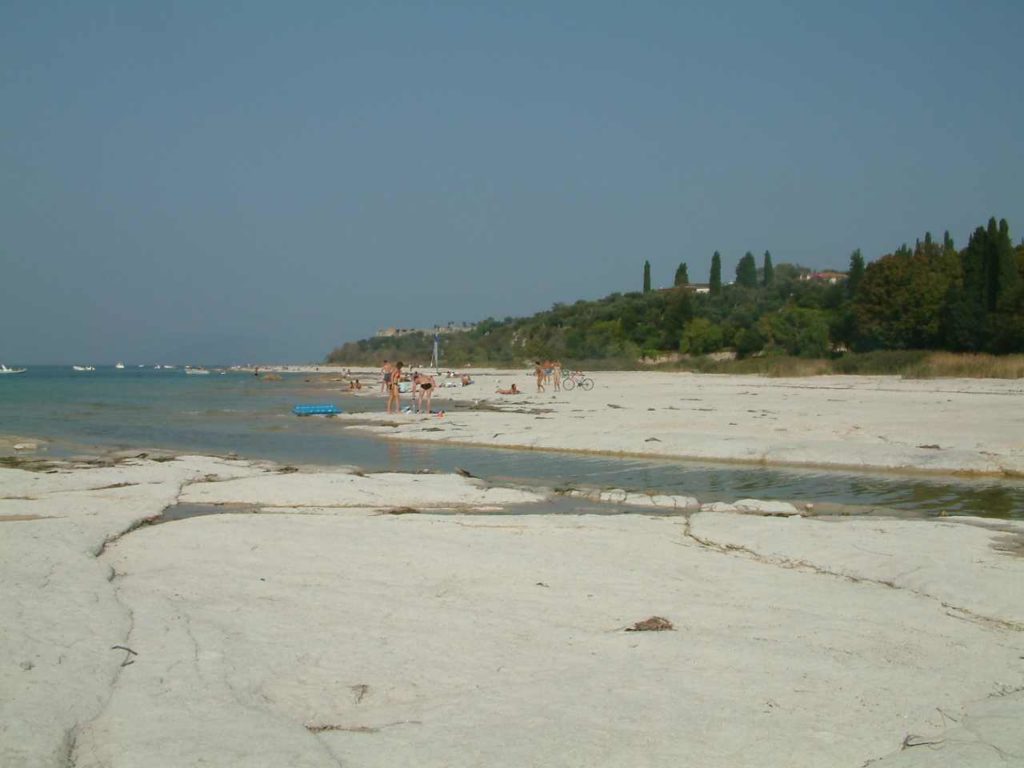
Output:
[{"xmin": 326, "ymin": 217, "xmax": 1024, "ymax": 366}]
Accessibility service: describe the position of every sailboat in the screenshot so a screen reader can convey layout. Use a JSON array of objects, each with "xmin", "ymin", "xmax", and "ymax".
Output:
[{"xmin": 0, "ymin": 363, "xmax": 27, "ymax": 374}]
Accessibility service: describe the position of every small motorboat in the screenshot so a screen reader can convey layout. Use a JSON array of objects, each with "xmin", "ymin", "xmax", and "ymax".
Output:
[
  {"xmin": 72, "ymin": 365, "xmax": 96, "ymax": 372},
  {"xmin": 0, "ymin": 363, "xmax": 27, "ymax": 374},
  {"xmin": 115, "ymin": 362, "xmax": 125, "ymax": 369}
]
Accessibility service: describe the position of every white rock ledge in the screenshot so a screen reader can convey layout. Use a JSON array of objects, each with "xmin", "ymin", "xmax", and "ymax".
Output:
[{"xmin": 1, "ymin": 455, "xmax": 1022, "ymax": 768}]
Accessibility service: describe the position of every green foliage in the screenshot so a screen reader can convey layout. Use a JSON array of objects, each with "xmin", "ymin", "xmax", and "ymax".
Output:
[
  {"xmin": 674, "ymin": 262, "xmax": 689, "ymax": 286},
  {"xmin": 325, "ymin": 217, "xmax": 1024, "ymax": 366},
  {"xmin": 734, "ymin": 325, "xmax": 766, "ymax": 357},
  {"xmin": 853, "ymin": 239, "xmax": 959, "ymax": 350},
  {"xmin": 710, "ymin": 252, "xmax": 722, "ymax": 295},
  {"xmin": 760, "ymin": 305, "xmax": 831, "ymax": 357},
  {"xmin": 680, "ymin": 318, "xmax": 724, "ymax": 355},
  {"xmin": 944, "ymin": 218, "xmax": 1019, "ymax": 352},
  {"xmin": 736, "ymin": 252, "xmax": 758, "ymax": 288},
  {"xmin": 847, "ymin": 249, "xmax": 865, "ymax": 297}
]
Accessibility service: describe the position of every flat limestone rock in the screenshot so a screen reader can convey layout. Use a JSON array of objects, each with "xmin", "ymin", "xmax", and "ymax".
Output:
[
  {"xmin": 341, "ymin": 372, "xmax": 1024, "ymax": 475},
  {"xmin": 79, "ymin": 507, "xmax": 1024, "ymax": 767},
  {"xmin": 733, "ymin": 498, "xmax": 800, "ymax": 514},
  {"xmin": 5, "ymin": 455, "xmax": 1024, "ymax": 767},
  {"xmin": 690, "ymin": 512, "xmax": 1024, "ymax": 628},
  {"xmin": 179, "ymin": 471, "xmax": 546, "ymax": 509}
]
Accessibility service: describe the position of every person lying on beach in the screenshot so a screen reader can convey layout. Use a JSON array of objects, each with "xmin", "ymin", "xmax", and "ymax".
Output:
[
  {"xmin": 496, "ymin": 383, "xmax": 521, "ymax": 395},
  {"xmin": 412, "ymin": 372, "xmax": 437, "ymax": 413},
  {"xmin": 461, "ymin": 374, "xmax": 473, "ymax": 386}
]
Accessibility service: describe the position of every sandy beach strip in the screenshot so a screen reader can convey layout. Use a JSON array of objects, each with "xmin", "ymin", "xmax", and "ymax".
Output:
[
  {"xmin": 323, "ymin": 370, "xmax": 1024, "ymax": 476},
  {"xmin": 2, "ymin": 444, "xmax": 1023, "ymax": 767}
]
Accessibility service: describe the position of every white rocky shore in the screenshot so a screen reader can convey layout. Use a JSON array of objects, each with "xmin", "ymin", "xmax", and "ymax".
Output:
[
  {"xmin": 334, "ymin": 370, "xmax": 1024, "ymax": 476},
  {"xmin": 3, "ymin": 447, "xmax": 1023, "ymax": 767}
]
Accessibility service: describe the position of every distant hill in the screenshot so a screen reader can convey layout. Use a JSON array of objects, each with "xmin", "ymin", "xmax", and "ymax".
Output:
[{"xmin": 326, "ymin": 220, "xmax": 1024, "ymax": 367}]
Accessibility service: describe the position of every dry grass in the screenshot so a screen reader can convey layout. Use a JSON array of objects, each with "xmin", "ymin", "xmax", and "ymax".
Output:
[
  {"xmin": 901, "ymin": 352, "xmax": 1024, "ymax": 379},
  {"xmin": 680, "ymin": 351, "xmax": 1024, "ymax": 379}
]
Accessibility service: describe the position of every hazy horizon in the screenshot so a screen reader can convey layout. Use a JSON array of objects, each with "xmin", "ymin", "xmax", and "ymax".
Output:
[{"xmin": 3, "ymin": 2, "xmax": 1023, "ymax": 365}]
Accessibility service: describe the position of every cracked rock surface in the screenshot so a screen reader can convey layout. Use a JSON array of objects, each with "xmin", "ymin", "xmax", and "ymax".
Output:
[{"xmin": 2, "ymin": 456, "xmax": 1023, "ymax": 767}]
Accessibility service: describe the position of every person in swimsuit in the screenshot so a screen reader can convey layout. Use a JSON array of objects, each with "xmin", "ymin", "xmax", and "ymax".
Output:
[
  {"xmin": 412, "ymin": 372, "xmax": 437, "ymax": 413},
  {"xmin": 496, "ymin": 383, "xmax": 520, "ymax": 395},
  {"xmin": 386, "ymin": 362, "xmax": 404, "ymax": 414},
  {"xmin": 534, "ymin": 361, "xmax": 545, "ymax": 393},
  {"xmin": 380, "ymin": 360, "xmax": 392, "ymax": 393}
]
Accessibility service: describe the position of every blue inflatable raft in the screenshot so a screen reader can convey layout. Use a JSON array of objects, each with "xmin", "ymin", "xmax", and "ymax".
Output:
[{"xmin": 292, "ymin": 404, "xmax": 342, "ymax": 416}]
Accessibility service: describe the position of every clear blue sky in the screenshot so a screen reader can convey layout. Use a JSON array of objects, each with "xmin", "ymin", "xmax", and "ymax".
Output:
[{"xmin": 2, "ymin": 1, "xmax": 1022, "ymax": 364}]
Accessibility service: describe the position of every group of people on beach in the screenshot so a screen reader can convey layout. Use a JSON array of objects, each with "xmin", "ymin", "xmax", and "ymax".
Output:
[
  {"xmin": 379, "ymin": 360, "xmax": 437, "ymax": 415},
  {"xmin": 533, "ymin": 360, "xmax": 562, "ymax": 393},
  {"xmin": 373, "ymin": 358, "xmax": 563, "ymax": 410}
]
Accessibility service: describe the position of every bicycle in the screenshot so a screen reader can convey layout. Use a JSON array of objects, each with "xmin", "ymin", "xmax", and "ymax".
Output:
[{"xmin": 562, "ymin": 370, "xmax": 594, "ymax": 391}]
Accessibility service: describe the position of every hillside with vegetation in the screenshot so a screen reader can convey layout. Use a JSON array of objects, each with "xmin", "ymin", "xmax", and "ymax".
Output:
[{"xmin": 327, "ymin": 217, "xmax": 1024, "ymax": 372}]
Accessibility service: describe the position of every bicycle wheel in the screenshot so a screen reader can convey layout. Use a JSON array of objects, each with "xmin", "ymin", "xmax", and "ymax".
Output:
[
  {"xmin": 580, "ymin": 377, "xmax": 594, "ymax": 391},
  {"xmin": 563, "ymin": 377, "xmax": 576, "ymax": 391}
]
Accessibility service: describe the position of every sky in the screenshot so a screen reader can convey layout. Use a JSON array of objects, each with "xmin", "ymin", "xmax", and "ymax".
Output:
[{"xmin": 2, "ymin": 1, "xmax": 1022, "ymax": 365}]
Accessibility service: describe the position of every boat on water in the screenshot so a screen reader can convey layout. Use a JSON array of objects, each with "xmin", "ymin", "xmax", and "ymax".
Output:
[
  {"xmin": 185, "ymin": 367, "xmax": 211, "ymax": 375},
  {"xmin": 115, "ymin": 362, "xmax": 125, "ymax": 369},
  {"xmin": 72, "ymin": 365, "xmax": 96, "ymax": 372},
  {"xmin": 0, "ymin": 363, "xmax": 27, "ymax": 374}
]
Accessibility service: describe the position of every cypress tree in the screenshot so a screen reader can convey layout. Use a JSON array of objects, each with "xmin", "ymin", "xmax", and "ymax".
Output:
[
  {"xmin": 995, "ymin": 219, "xmax": 1020, "ymax": 309},
  {"xmin": 736, "ymin": 252, "xmax": 758, "ymax": 288},
  {"xmin": 674, "ymin": 262, "xmax": 689, "ymax": 287},
  {"xmin": 762, "ymin": 250, "xmax": 774, "ymax": 287},
  {"xmin": 942, "ymin": 219, "xmax": 1018, "ymax": 350},
  {"xmin": 643, "ymin": 260, "xmax": 652, "ymax": 293},
  {"xmin": 710, "ymin": 252, "xmax": 722, "ymax": 295},
  {"xmin": 847, "ymin": 249, "xmax": 865, "ymax": 297}
]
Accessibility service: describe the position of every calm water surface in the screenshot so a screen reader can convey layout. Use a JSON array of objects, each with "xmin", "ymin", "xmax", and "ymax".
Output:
[{"xmin": 1, "ymin": 366, "xmax": 1021, "ymax": 518}]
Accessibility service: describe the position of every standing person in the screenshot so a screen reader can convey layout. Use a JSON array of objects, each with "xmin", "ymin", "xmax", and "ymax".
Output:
[
  {"xmin": 380, "ymin": 360, "xmax": 391, "ymax": 393},
  {"xmin": 413, "ymin": 371, "xmax": 437, "ymax": 413},
  {"xmin": 534, "ymin": 361, "xmax": 545, "ymax": 393},
  {"xmin": 386, "ymin": 362, "xmax": 404, "ymax": 414},
  {"xmin": 552, "ymin": 360, "xmax": 562, "ymax": 392}
]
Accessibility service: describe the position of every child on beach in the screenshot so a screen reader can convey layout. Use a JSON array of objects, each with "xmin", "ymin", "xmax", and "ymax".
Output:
[
  {"xmin": 380, "ymin": 360, "xmax": 392, "ymax": 393},
  {"xmin": 386, "ymin": 362, "xmax": 404, "ymax": 414},
  {"xmin": 534, "ymin": 362, "xmax": 545, "ymax": 393}
]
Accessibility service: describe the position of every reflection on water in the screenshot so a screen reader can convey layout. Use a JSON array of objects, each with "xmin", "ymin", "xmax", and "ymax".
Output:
[{"xmin": 2, "ymin": 366, "xmax": 1022, "ymax": 519}]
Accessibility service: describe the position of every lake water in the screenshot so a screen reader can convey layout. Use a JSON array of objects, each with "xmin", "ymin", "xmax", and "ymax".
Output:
[{"xmin": 1, "ymin": 365, "xmax": 1021, "ymax": 518}]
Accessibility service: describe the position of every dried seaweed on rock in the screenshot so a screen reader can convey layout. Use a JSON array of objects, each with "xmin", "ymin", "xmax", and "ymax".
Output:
[{"xmin": 625, "ymin": 616, "xmax": 674, "ymax": 632}]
